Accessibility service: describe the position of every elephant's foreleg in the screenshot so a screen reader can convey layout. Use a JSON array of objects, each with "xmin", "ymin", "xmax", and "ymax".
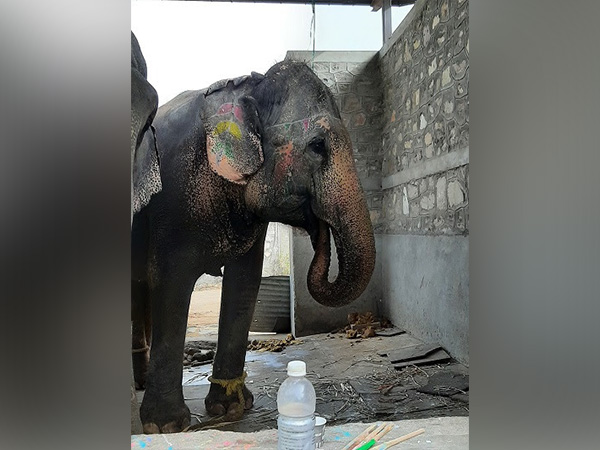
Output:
[
  {"xmin": 139, "ymin": 248, "xmax": 198, "ymax": 434},
  {"xmin": 205, "ymin": 227, "xmax": 267, "ymax": 420},
  {"xmin": 131, "ymin": 280, "xmax": 151, "ymax": 390}
]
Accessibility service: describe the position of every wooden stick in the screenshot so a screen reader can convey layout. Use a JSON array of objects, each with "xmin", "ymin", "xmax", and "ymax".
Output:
[
  {"xmin": 372, "ymin": 423, "xmax": 394, "ymax": 442},
  {"xmin": 371, "ymin": 428, "xmax": 425, "ymax": 450},
  {"xmin": 341, "ymin": 424, "xmax": 378, "ymax": 450},
  {"xmin": 360, "ymin": 423, "xmax": 387, "ymax": 446}
]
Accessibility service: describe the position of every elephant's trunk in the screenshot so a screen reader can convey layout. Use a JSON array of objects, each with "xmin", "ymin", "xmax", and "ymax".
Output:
[{"xmin": 307, "ymin": 171, "xmax": 376, "ymax": 307}]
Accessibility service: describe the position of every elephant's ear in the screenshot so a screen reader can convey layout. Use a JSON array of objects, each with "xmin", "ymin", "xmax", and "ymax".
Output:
[{"xmin": 205, "ymin": 95, "xmax": 263, "ymax": 184}]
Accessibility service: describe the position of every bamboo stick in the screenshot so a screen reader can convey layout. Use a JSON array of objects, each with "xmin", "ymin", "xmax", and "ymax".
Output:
[
  {"xmin": 360, "ymin": 423, "xmax": 387, "ymax": 446},
  {"xmin": 370, "ymin": 428, "xmax": 425, "ymax": 450},
  {"xmin": 341, "ymin": 424, "xmax": 378, "ymax": 450},
  {"xmin": 372, "ymin": 423, "xmax": 394, "ymax": 442}
]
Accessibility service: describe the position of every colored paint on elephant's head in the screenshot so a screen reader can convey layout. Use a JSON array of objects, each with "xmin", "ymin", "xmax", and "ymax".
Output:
[
  {"xmin": 216, "ymin": 102, "xmax": 245, "ymax": 122},
  {"xmin": 213, "ymin": 120, "xmax": 242, "ymax": 140},
  {"xmin": 274, "ymin": 141, "xmax": 294, "ymax": 183},
  {"xmin": 206, "ymin": 132, "xmax": 247, "ymax": 184}
]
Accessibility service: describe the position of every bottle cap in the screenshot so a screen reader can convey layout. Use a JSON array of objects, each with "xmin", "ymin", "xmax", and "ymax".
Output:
[{"xmin": 287, "ymin": 360, "xmax": 306, "ymax": 376}]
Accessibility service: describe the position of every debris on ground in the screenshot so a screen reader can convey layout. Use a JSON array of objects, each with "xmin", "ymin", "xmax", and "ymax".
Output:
[
  {"xmin": 183, "ymin": 340, "xmax": 216, "ymax": 367},
  {"xmin": 417, "ymin": 371, "xmax": 469, "ymax": 400},
  {"xmin": 379, "ymin": 342, "xmax": 452, "ymax": 369},
  {"xmin": 337, "ymin": 311, "xmax": 396, "ymax": 339},
  {"xmin": 247, "ymin": 333, "xmax": 301, "ymax": 352}
]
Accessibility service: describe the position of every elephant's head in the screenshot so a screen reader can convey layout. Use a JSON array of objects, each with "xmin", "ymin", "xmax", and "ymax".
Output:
[
  {"xmin": 248, "ymin": 62, "xmax": 376, "ymax": 307},
  {"xmin": 203, "ymin": 62, "xmax": 375, "ymax": 307}
]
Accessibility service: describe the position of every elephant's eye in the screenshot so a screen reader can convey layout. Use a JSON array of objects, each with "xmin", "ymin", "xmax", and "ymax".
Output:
[{"xmin": 308, "ymin": 137, "xmax": 327, "ymax": 157}]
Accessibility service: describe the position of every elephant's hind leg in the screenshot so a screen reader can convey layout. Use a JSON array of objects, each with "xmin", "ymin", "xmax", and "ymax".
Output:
[
  {"xmin": 131, "ymin": 280, "xmax": 151, "ymax": 390},
  {"xmin": 140, "ymin": 244, "xmax": 200, "ymax": 434}
]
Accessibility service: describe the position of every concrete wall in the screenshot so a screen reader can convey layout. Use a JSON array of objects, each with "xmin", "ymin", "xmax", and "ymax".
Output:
[
  {"xmin": 286, "ymin": 0, "xmax": 469, "ymax": 364},
  {"xmin": 379, "ymin": 0, "xmax": 469, "ymax": 363}
]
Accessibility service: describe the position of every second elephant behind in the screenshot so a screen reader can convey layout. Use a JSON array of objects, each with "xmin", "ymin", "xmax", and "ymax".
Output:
[{"xmin": 131, "ymin": 61, "xmax": 375, "ymax": 434}]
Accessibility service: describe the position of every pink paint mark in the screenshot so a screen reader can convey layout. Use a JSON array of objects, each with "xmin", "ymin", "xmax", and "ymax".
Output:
[
  {"xmin": 302, "ymin": 118, "xmax": 310, "ymax": 132},
  {"xmin": 217, "ymin": 103, "xmax": 234, "ymax": 114},
  {"xmin": 274, "ymin": 142, "xmax": 294, "ymax": 184},
  {"xmin": 216, "ymin": 103, "xmax": 244, "ymax": 122},
  {"xmin": 233, "ymin": 105, "xmax": 244, "ymax": 122}
]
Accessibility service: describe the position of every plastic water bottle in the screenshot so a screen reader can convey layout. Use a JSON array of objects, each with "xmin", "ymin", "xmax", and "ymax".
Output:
[{"xmin": 277, "ymin": 360, "xmax": 316, "ymax": 450}]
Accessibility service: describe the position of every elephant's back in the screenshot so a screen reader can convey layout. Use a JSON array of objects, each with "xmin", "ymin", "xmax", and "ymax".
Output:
[{"xmin": 153, "ymin": 90, "xmax": 207, "ymax": 175}]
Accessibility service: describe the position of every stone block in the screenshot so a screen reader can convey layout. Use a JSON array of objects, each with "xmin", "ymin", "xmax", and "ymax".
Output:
[
  {"xmin": 427, "ymin": 55, "xmax": 438, "ymax": 75},
  {"xmin": 352, "ymin": 112, "xmax": 367, "ymax": 127},
  {"xmin": 337, "ymin": 83, "xmax": 353, "ymax": 94},
  {"xmin": 342, "ymin": 93, "xmax": 361, "ymax": 113},
  {"xmin": 454, "ymin": 71, "xmax": 468, "ymax": 98},
  {"xmin": 448, "ymin": 180, "xmax": 467, "ymax": 208},
  {"xmin": 436, "ymin": 176, "xmax": 448, "ymax": 211},
  {"xmin": 330, "ymin": 62, "xmax": 346, "ymax": 73},
  {"xmin": 455, "ymin": 207, "xmax": 467, "ymax": 231},
  {"xmin": 451, "ymin": 49, "xmax": 468, "ymax": 80},
  {"xmin": 442, "ymin": 65, "xmax": 452, "ymax": 87},
  {"xmin": 334, "ymin": 71, "xmax": 355, "ymax": 84},
  {"xmin": 455, "ymin": 0, "xmax": 469, "ymax": 28},
  {"xmin": 407, "ymin": 183, "xmax": 419, "ymax": 199},
  {"xmin": 447, "ymin": 119, "xmax": 459, "ymax": 151},
  {"xmin": 440, "ymin": 0, "xmax": 450, "ymax": 22},
  {"xmin": 312, "ymin": 62, "xmax": 330, "ymax": 73},
  {"xmin": 402, "ymin": 186, "xmax": 410, "ymax": 215},
  {"xmin": 455, "ymin": 96, "xmax": 468, "ymax": 126},
  {"xmin": 458, "ymin": 122, "xmax": 469, "ymax": 149},
  {"xmin": 347, "ymin": 62, "xmax": 368, "ymax": 75},
  {"xmin": 453, "ymin": 27, "xmax": 468, "ymax": 56},
  {"xmin": 420, "ymin": 192, "xmax": 435, "ymax": 210},
  {"xmin": 423, "ymin": 23, "xmax": 432, "ymax": 48}
]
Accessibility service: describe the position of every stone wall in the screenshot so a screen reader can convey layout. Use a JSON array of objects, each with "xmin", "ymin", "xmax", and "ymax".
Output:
[
  {"xmin": 378, "ymin": 0, "xmax": 469, "ymax": 363},
  {"xmin": 380, "ymin": 0, "xmax": 469, "ymax": 236}
]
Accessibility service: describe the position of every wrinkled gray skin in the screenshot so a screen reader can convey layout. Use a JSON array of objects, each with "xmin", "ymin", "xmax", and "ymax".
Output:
[
  {"xmin": 130, "ymin": 32, "xmax": 161, "ymax": 434},
  {"xmin": 131, "ymin": 62, "xmax": 375, "ymax": 433},
  {"xmin": 131, "ymin": 31, "xmax": 161, "ymax": 218}
]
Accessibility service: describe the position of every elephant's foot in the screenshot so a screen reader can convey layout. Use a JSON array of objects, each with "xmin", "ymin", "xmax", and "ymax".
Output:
[
  {"xmin": 132, "ymin": 347, "xmax": 150, "ymax": 390},
  {"xmin": 140, "ymin": 389, "xmax": 190, "ymax": 434},
  {"xmin": 204, "ymin": 375, "xmax": 254, "ymax": 421}
]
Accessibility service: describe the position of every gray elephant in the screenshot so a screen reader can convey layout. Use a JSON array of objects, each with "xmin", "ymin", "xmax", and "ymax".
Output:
[
  {"xmin": 131, "ymin": 31, "xmax": 161, "ymax": 434},
  {"xmin": 131, "ymin": 61, "xmax": 375, "ymax": 433},
  {"xmin": 131, "ymin": 31, "xmax": 161, "ymax": 218}
]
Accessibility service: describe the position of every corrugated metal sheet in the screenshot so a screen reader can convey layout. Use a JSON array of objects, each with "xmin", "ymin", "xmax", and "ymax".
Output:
[{"xmin": 250, "ymin": 276, "xmax": 291, "ymax": 333}]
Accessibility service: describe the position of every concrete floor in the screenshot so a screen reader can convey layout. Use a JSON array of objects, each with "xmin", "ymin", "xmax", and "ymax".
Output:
[{"xmin": 132, "ymin": 416, "xmax": 469, "ymax": 449}]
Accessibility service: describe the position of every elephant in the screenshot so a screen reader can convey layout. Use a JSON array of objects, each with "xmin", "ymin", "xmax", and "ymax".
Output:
[
  {"xmin": 131, "ymin": 31, "xmax": 161, "ymax": 434},
  {"xmin": 131, "ymin": 31, "xmax": 161, "ymax": 219},
  {"xmin": 131, "ymin": 61, "xmax": 376, "ymax": 433}
]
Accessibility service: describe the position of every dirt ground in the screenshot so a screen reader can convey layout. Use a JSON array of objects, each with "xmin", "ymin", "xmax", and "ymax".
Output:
[
  {"xmin": 188, "ymin": 287, "xmax": 221, "ymax": 326},
  {"xmin": 185, "ymin": 287, "xmax": 222, "ymax": 341}
]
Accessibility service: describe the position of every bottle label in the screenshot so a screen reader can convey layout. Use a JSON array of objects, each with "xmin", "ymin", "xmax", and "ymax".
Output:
[{"xmin": 277, "ymin": 415, "xmax": 315, "ymax": 450}]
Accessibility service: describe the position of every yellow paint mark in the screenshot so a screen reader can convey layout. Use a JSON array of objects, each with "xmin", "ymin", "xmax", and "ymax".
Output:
[{"xmin": 213, "ymin": 121, "xmax": 242, "ymax": 140}]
